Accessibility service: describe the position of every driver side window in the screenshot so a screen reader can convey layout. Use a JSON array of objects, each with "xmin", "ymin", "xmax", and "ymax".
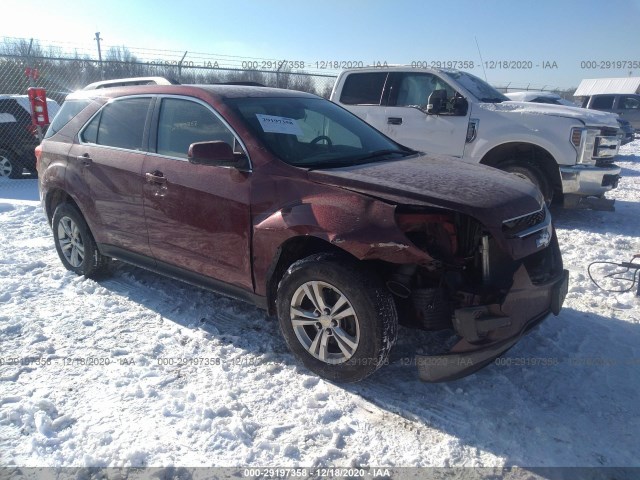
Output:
[
  {"xmin": 156, "ymin": 98, "xmax": 238, "ymax": 159},
  {"xmin": 391, "ymin": 73, "xmax": 456, "ymax": 107}
]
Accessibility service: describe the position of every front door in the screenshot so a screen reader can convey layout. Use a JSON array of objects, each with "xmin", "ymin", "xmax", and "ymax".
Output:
[
  {"xmin": 383, "ymin": 72, "xmax": 469, "ymax": 157},
  {"xmin": 615, "ymin": 95, "xmax": 640, "ymax": 131},
  {"xmin": 142, "ymin": 96, "xmax": 252, "ymax": 291}
]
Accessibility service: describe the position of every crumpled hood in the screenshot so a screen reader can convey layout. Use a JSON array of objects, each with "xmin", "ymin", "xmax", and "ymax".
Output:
[
  {"xmin": 308, "ymin": 154, "xmax": 544, "ymax": 228},
  {"xmin": 488, "ymin": 101, "xmax": 620, "ymax": 128}
]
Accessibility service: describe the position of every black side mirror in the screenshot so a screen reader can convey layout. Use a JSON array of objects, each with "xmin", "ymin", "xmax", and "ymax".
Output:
[
  {"xmin": 426, "ymin": 89, "xmax": 447, "ymax": 115},
  {"xmin": 452, "ymin": 93, "xmax": 469, "ymax": 116},
  {"xmin": 188, "ymin": 141, "xmax": 248, "ymax": 169}
]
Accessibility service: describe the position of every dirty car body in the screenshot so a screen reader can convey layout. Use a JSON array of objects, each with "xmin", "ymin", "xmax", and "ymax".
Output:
[{"xmin": 39, "ymin": 84, "xmax": 568, "ymax": 382}]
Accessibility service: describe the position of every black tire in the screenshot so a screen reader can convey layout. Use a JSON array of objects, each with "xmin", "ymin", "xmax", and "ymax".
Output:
[
  {"xmin": 276, "ymin": 253, "xmax": 398, "ymax": 383},
  {"xmin": 52, "ymin": 203, "xmax": 110, "ymax": 277},
  {"xmin": 0, "ymin": 150, "xmax": 23, "ymax": 179},
  {"xmin": 501, "ymin": 162, "xmax": 553, "ymax": 206}
]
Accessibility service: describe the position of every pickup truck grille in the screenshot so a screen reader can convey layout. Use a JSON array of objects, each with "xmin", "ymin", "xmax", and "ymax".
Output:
[
  {"xmin": 600, "ymin": 127, "xmax": 618, "ymax": 137},
  {"xmin": 502, "ymin": 207, "xmax": 547, "ymax": 238}
]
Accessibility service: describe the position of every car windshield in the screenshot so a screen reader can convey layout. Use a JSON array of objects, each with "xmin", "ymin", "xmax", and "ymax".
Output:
[
  {"xmin": 442, "ymin": 71, "xmax": 509, "ymax": 103},
  {"xmin": 224, "ymin": 96, "xmax": 413, "ymax": 168}
]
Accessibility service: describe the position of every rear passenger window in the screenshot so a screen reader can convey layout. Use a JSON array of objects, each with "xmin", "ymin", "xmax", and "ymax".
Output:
[
  {"xmin": 156, "ymin": 98, "xmax": 236, "ymax": 159},
  {"xmin": 591, "ymin": 95, "xmax": 615, "ymax": 109},
  {"xmin": 339, "ymin": 73, "xmax": 387, "ymax": 105},
  {"xmin": 0, "ymin": 99, "xmax": 31, "ymax": 124},
  {"xmin": 81, "ymin": 97, "xmax": 151, "ymax": 150}
]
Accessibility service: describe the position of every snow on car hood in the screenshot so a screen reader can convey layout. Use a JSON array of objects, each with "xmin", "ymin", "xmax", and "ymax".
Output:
[
  {"xmin": 308, "ymin": 154, "xmax": 544, "ymax": 228},
  {"xmin": 482, "ymin": 101, "xmax": 620, "ymax": 128}
]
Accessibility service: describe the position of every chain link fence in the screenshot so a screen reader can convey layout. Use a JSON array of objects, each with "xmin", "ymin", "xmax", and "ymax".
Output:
[
  {"xmin": 0, "ymin": 37, "xmax": 337, "ymax": 186},
  {"xmin": 0, "ymin": 36, "xmax": 574, "ymax": 188}
]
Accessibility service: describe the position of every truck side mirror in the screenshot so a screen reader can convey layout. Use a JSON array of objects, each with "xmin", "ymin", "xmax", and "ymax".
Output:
[
  {"xmin": 452, "ymin": 93, "xmax": 469, "ymax": 116},
  {"xmin": 426, "ymin": 89, "xmax": 447, "ymax": 115}
]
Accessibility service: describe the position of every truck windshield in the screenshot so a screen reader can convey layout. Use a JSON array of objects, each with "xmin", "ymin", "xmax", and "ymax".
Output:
[
  {"xmin": 442, "ymin": 71, "xmax": 509, "ymax": 103},
  {"xmin": 224, "ymin": 96, "xmax": 413, "ymax": 168}
]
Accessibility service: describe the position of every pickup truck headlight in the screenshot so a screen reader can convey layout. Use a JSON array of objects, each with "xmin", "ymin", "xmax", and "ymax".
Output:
[
  {"xmin": 570, "ymin": 127, "xmax": 584, "ymax": 149},
  {"xmin": 570, "ymin": 127, "xmax": 599, "ymax": 165}
]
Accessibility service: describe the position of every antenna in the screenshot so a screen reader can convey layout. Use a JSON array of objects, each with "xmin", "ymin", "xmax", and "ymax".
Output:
[{"xmin": 474, "ymin": 36, "xmax": 488, "ymax": 82}]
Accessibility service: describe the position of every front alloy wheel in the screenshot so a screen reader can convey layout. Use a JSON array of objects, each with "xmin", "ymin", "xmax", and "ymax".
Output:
[
  {"xmin": 290, "ymin": 280, "xmax": 360, "ymax": 364},
  {"xmin": 277, "ymin": 253, "xmax": 398, "ymax": 383}
]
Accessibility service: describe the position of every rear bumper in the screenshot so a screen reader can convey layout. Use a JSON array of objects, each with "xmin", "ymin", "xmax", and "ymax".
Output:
[
  {"xmin": 416, "ymin": 268, "xmax": 569, "ymax": 382},
  {"xmin": 560, "ymin": 164, "xmax": 621, "ymax": 197}
]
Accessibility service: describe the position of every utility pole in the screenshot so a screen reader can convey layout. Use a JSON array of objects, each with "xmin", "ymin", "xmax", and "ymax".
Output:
[{"xmin": 95, "ymin": 32, "xmax": 104, "ymax": 80}]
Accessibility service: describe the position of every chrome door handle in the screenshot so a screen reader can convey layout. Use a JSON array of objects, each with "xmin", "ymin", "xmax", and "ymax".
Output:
[{"xmin": 145, "ymin": 172, "xmax": 167, "ymax": 184}]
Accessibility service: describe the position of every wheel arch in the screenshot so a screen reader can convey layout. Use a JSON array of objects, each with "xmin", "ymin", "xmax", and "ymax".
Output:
[
  {"xmin": 479, "ymin": 142, "xmax": 562, "ymax": 196},
  {"xmin": 44, "ymin": 188, "xmax": 79, "ymax": 225},
  {"xmin": 265, "ymin": 235, "xmax": 357, "ymax": 316}
]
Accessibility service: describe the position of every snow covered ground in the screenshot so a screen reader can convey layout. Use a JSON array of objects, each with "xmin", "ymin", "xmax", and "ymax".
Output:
[{"xmin": 0, "ymin": 141, "xmax": 639, "ymax": 471}]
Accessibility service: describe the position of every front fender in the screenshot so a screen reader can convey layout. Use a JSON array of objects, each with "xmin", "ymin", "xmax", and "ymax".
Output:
[
  {"xmin": 466, "ymin": 108, "xmax": 578, "ymax": 166},
  {"xmin": 251, "ymin": 193, "xmax": 432, "ymax": 296}
]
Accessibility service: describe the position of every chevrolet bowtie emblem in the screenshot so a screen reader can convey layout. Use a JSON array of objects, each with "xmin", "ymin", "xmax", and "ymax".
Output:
[{"xmin": 536, "ymin": 229, "xmax": 551, "ymax": 248}]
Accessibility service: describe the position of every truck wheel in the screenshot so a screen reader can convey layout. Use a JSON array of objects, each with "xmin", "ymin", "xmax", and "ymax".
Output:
[
  {"xmin": 276, "ymin": 253, "xmax": 398, "ymax": 383},
  {"xmin": 0, "ymin": 150, "xmax": 23, "ymax": 179},
  {"xmin": 501, "ymin": 163, "xmax": 553, "ymax": 205},
  {"xmin": 52, "ymin": 203, "xmax": 110, "ymax": 277}
]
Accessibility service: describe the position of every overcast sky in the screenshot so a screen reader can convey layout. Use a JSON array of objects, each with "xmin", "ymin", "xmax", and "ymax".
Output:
[{"xmin": 3, "ymin": 0, "xmax": 640, "ymax": 89}]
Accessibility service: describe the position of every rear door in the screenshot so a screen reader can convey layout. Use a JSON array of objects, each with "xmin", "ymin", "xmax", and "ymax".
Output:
[
  {"xmin": 335, "ymin": 72, "xmax": 390, "ymax": 132},
  {"xmin": 69, "ymin": 96, "xmax": 153, "ymax": 256},
  {"xmin": 142, "ymin": 96, "xmax": 253, "ymax": 291}
]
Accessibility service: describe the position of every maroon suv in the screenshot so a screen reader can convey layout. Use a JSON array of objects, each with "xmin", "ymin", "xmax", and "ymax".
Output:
[{"xmin": 37, "ymin": 83, "xmax": 568, "ymax": 382}]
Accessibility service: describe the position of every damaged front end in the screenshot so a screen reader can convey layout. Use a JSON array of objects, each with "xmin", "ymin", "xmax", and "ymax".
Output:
[{"xmin": 387, "ymin": 205, "xmax": 569, "ymax": 382}]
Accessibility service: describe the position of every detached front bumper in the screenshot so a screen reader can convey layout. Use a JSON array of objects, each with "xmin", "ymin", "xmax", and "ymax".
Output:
[
  {"xmin": 560, "ymin": 164, "xmax": 621, "ymax": 197},
  {"xmin": 416, "ymin": 267, "xmax": 569, "ymax": 382}
]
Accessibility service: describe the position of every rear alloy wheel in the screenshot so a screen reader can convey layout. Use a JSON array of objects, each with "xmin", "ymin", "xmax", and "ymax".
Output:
[
  {"xmin": 0, "ymin": 151, "xmax": 23, "ymax": 179},
  {"xmin": 502, "ymin": 162, "xmax": 553, "ymax": 206},
  {"xmin": 277, "ymin": 253, "xmax": 398, "ymax": 383},
  {"xmin": 52, "ymin": 203, "xmax": 110, "ymax": 277}
]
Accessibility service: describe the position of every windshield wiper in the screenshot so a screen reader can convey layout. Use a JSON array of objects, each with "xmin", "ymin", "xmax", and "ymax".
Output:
[
  {"xmin": 353, "ymin": 149, "xmax": 411, "ymax": 162},
  {"xmin": 481, "ymin": 97, "xmax": 505, "ymax": 103},
  {"xmin": 303, "ymin": 150, "xmax": 412, "ymax": 171}
]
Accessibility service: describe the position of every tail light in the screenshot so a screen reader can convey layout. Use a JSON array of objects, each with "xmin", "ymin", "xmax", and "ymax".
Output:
[{"xmin": 35, "ymin": 145, "xmax": 42, "ymax": 171}]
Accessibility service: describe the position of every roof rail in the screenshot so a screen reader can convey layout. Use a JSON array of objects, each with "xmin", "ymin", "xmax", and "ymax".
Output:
[
  {"xmin": 214, "ymin": 81, "xmax": 266, "ymax": 87},
  {"xmin": 83, "ymin": 77, "xmax": 179, "ymax": 90}
]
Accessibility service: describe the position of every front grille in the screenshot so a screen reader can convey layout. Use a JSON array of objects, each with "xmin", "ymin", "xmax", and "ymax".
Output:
[
  {"xmin": 502, "ymin": 207, "xmax": 546, "ymax": 238},
  {"xmin": 600, "ymin": 127, "xmax": 619, "ymax": 137}
]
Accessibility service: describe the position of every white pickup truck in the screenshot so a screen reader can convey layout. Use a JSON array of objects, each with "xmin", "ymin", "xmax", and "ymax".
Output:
[{"xmin": 330, "ymin": 67, "xmax": 622, "ymax": 208}]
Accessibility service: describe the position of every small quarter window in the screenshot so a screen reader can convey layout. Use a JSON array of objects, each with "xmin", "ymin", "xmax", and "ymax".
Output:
[{"xmin": 45, "ymin": 99, "xmax": 91, "ymax": 139}]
